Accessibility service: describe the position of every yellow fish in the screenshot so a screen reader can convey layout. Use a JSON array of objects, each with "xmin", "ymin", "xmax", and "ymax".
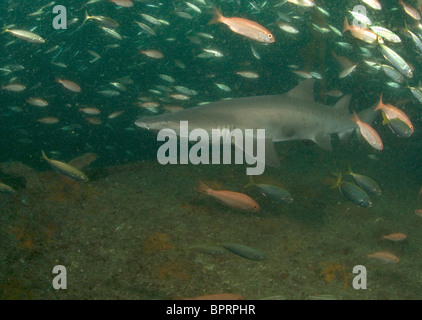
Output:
[
  {"xmin": 41, "ymin": 150, "xmax": 88, "ymax": 181},
  {"xmin": 0, "ymin": 182, "xmax": 17, "ymax": 193}
]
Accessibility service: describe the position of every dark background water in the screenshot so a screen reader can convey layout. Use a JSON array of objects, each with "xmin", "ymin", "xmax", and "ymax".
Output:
[
  {"xmin": 0, "ymin": 0, "xmax": 420, "ymax": 182},
  {"xmin": 0, "ymin": 0, "xmax": 421, "ymax": 300}
]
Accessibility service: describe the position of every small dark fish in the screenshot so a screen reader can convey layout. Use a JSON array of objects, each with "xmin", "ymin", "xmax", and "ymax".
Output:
[
  {"xmin": 332, "ymin": 173, "xmax": 373, "ymax": 207},
  {"xmin": 339, "ymin": 182, "xmax": 373, "ymax": 207},
  {"xmin": 245, "ymin": 176, "xmax": 293, "ymax": 203},
  {"xmin": 383, "ymin": 115, "xmax": 413, "ymax": 138},
  {"xmin": 189, "ymin": 245, "xmax": 228, "ymax": 255},
  {"xmin": 346, "ymin": 166, "xmax": 381, "ymax": 196},
  {"xmin": 256, "ymin": 183, "xmax": 293, "ymax": 203},
  {"xmin": 220, "ymin": 242, "xmax": 266, "ymax": 261}
]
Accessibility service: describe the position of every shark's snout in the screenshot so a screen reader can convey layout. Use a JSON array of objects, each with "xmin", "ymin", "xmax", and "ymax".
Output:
[{"xmin": 135, "ymin": 120, "xmax": 150, "ymax": 130}]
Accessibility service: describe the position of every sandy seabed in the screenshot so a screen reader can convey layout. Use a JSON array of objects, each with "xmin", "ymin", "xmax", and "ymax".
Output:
[{"xmin": 1, "ymin": 143, "xmax": 421, "ymax": 300}]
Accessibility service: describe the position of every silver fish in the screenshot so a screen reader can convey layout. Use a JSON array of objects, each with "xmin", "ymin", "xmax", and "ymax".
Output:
[{"xmin": 379, "ymin": 43, "xmax": 413, "ymax": 78}]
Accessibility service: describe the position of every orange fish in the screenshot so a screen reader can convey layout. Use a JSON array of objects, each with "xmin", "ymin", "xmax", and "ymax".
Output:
[
  {"xmin": 367, "ymin": 251, "xmax": 400, "ymax": 263},
  {"xmin": 375, "ymin": 94, "xmax": 413, "ymax": 132},
  {"xmin": 209, "ymin": 8, "xmax": 274, "ymax": 43},
  {"xmin": 399, "ymin": 0, "xmax": 421, "ymax": 20},
  {"xmin": 343, "ymin": 17, "xmax": 378, "ymax": 43},
  {"xmin": 198, "ymin": 181, "xmax": 261, "ymax": 212},
  {"xmin": 352, "ymin": 112, "xmax": 383, "ymax": 150},
  {"xmin": 381, "ymin": 233, "xmax": 407, "ymax": 241}
]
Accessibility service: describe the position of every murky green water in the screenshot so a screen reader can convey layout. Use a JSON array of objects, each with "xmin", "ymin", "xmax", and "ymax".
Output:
[{"xmin": 0, "ymin": 0, "xmax": 421, "ymax": 299}]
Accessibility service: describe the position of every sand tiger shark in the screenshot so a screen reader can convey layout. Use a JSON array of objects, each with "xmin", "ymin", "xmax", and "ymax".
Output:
[{"xmin": 135, "ymin": 80, "xmax": 375, "ymax": 173}]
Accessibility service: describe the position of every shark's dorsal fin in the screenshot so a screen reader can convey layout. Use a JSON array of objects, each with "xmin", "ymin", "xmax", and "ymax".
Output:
[{"xmin": 287, "ymin": 79, "xmax": 315, "ymax": 101}]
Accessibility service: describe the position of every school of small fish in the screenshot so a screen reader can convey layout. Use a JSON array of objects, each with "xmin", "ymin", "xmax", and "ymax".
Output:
[{"xmin": 1, "ymin": 0, "xmax": 422, "ymax": 277}]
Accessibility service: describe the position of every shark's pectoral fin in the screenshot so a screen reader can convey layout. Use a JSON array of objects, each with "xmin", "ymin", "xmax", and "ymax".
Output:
[
  {"xmin": 313, "ymin": 133, "xmax": 332, "ymax": 152},
  {"xmin": 232, "ymin": 137, "xmax": 280, "ymax": 168}
]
